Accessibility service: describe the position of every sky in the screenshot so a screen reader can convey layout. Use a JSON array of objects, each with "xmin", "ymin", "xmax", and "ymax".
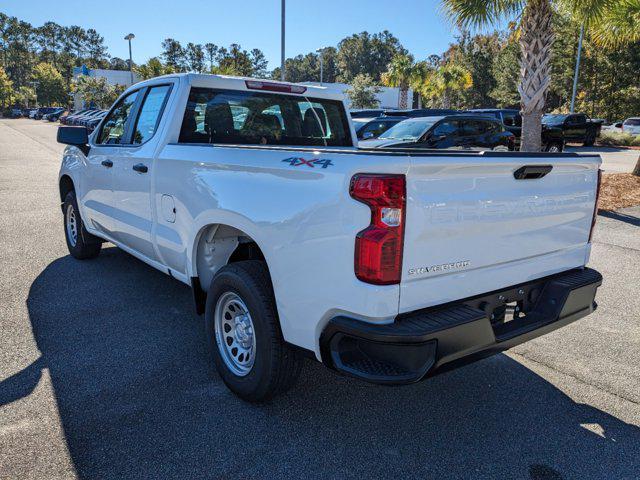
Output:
[{"xmin": 2, "ymin": 0, "xmax": 466, "ymax": 70}]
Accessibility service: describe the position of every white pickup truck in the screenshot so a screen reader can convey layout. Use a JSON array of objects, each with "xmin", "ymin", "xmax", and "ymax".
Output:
[{"xmin": 57, "ymin": 74, "xmax": 603, "ymax": 401}]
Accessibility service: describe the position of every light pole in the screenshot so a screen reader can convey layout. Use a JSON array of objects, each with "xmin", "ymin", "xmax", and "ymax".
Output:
[
  {"xmin": 316, "ymin": 48, "xmax": 324, "ymax": 85},
  {"xmin": 570, "ymin": 24, "xmax": 584, "ymax": 113},
  {"xmin": 124, "ymin": 33, "xmax": 135, "ymax": 85},
  {"xmin": 280, "ymin": 0, "xmax": 285, "ymax": 81}
]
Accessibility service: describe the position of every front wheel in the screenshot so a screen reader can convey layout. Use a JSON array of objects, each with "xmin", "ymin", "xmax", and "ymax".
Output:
[
  {"xmin": 205, "ymin": 260, "xmax": 302, "ymax": 402},
  {"xmin": 63, "ymin": 191, "xmax": 102, "ymax": 259}
]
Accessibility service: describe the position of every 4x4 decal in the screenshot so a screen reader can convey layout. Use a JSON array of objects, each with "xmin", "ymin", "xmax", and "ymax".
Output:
[{"xmin": 282, "ymin": 157, "xmax": 334, "ymax": 169}]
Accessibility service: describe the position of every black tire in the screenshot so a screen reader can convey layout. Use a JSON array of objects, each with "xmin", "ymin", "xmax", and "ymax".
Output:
[
  {"xmin": 583, "ymin": 132, "xmax": 596, "ymax": 147},
  {"xmin": 205, "ymin": 260, "xmax": 302, "ymax": 402},
  {"xmin": 545, "ymin": 141, "xmax": 564, "ymax": 153},
  {"xmin": 63, "ymin": 190, "xmax": 102, "ymax": 259}
]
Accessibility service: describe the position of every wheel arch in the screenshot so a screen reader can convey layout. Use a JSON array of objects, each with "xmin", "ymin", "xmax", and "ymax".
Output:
[
  {"xmin": 190, "ymin": 221, "xmax": 271, "ymax": 315},
  {"xmin": 59, "ymin": 174, "xmax": 75, "ymax": 203}
]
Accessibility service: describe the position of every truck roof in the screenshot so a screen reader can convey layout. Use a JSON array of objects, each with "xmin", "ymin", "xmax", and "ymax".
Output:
[{"xmin": 136, "ymin": 73, "xmax": 345, "ymax": 102}]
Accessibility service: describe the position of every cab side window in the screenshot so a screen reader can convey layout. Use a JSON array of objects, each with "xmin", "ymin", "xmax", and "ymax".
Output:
[
  {"xmin": 132, "ymin": 85, "xmax": 171, "ymax": 144},
  {"xmin": 432, "ymin": 120, "xmax": 459, "ymax": 137},
  {"xmin": 462, "ymin": 120, "xmax": 485, "ymax": 136},
  {"xmin": 97, "ymin": 90, "xmax": 140, "ymax": 145},
  {"xmin": 503, "ymin": 112, "xmax": 521, "ymax": 127}
]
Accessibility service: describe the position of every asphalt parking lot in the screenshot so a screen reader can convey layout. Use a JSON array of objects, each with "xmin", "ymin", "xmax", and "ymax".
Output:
[{"xmin": 1, "ymin": 118, "xmax": 639, "ymax": 479}]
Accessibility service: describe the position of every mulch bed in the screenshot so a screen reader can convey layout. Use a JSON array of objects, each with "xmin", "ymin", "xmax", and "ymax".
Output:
[{"xmin": 599, "ymin": 173, "xmax": 640, "ymax": 211}]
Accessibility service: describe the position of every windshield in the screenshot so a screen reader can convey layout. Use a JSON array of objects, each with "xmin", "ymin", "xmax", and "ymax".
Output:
[
  {"xmin": 379, "ymin": 118, "xmax": 437, "ymax": 140},
  {"xmin": 351, "ymin": 118, "xmax": 370, "ymax": 132},
  {"xmin": 624, "ymin": 118, "xmax": 640, "ymax": 126},
  {"xmin": 542, "ymin": 114, "xmax": 566, "ymax": 124}
]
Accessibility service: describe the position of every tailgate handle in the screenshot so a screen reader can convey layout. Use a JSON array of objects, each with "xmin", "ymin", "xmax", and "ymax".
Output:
[{"xmin": 513, "ymin": 165, "xmax": 553, "ymax": 180}]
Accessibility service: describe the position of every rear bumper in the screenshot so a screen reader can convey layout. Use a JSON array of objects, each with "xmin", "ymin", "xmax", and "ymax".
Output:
[{"xmin": 320, "ymin": 267, "xmax": 602, "ymax": 384}]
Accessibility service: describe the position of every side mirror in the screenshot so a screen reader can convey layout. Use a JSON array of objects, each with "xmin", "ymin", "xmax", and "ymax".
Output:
[
  {"xmin": 57, "ymin": 126, "xmax": 89, "ymax": 146},
  {"xmin": 615, "ymin": 123, "xmax": 623, "ymax": 128},
  {"xmin": 362, "ymin": 131, "xmax": 374, "ymax": 140}
]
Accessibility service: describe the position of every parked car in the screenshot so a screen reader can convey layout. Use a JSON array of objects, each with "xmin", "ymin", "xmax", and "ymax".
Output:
[
  {"xmin": 69, "ymin": 109, "xmax": 102, "ymax": 126},
  {"xmin": 621, "ymin": 117, "xmax": 640, "ymax": 136},
  {"xmin": 353, "ymin": 116, "xmax": 407, "ymax": 140},
  {"xmin": 57, "ymin": 74, "xmax": 602, "ymax": 401},
  {"xmin": 60, "ymin": 109, "xmax": 91, "ymax": 125},
  {"xmin": 65, "ymin": 109, "xmax": 92, "ymax": 125},
  {"xmin": 34, "ymin": 107, "xmax": 61, "ymax": 120},
  {"xmin": 601, "ymin": 121, "xmax": 623, "ymax": 134},
  {"xmin": 28, "ymin": 109, "xmax": 38, "ymax": 119},
  {"xmin": 43, "ymin": 108, "xmax": 66, "ymax": 122},
  {"xmin": 542, "ymin": 113, "xmax": 603, "ymax": 146},
  {"xmin": 8, "ymin": 107, "xmax": 23, "ymax": 118},
  {"xmin": 469, "ymin": 108, "xmax": 565, "ymax": 152},
  {"xmin": 85, "ymin": 110, "xmax": 108, "ymax": 132},
  {"xmin": 382, "ymin": 108, "xmax": 460, "ymax": 118},
  {"xmin": 359, "ymin": 115, "xmax": 516, "ymax": 151},
  {"xmin": 82, "ymin": 110, "xmax": 107, "ymax": 128}
]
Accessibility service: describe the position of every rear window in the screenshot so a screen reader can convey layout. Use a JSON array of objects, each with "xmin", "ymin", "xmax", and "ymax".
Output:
[{"xmin": 178, "ymin": 87, "xmax": 352, "ymax": 147}]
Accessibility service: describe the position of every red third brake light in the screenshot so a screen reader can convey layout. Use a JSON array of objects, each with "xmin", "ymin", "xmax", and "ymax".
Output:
[
  {"xmin": 245, "ymin": 80, "xmax": 307, "ymax": 94},
  {"xmin": 350, "ymin": 174, "xmax": 406, "ymax": 285},
  {"xmin": 589, "ymin": 169, "xmax": 602, "ymax": 242}
]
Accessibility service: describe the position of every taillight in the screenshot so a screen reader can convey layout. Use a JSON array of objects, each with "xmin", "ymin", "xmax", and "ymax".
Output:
[
  {"xmin": 589, "ymin": 169, "xmax": 602, "ymax": 242},
  {"xmin": 350, "ymin": 174, "xmax": 406, "ymax": 285}
]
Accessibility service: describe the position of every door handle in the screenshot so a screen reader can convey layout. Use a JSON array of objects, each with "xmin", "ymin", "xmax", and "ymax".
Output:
[
  {"xmin": 132, "ymin": 163, "xmax": 148, "ymax": 173},
  {"xmin": 101, "ymin": 159, "xmax": 113, "ymax": 168}
]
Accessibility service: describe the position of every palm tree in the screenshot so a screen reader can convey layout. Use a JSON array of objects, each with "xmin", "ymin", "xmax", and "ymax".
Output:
[
  {"xmin": 440, "ymin": 0, "xmax": 640, "ymax": 151},
  {"xmin": 591, "ymin": 0, "xmax": 640, "ymax": 48},
  {"xmin": 382, "ymin": 54, "xmax": 422, "ymax": 109},
  {"xmin": 423, "ymin": 63, "xmax": 473, "ymax": 108}
]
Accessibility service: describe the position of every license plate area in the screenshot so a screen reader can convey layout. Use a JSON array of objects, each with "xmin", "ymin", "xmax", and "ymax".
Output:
[{"xmin": 461, "ymin": 279, "xmax": 547, "ymax": 340}]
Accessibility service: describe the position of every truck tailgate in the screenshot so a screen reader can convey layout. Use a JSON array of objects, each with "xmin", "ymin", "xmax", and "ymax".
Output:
[{"xmin": 400, "ymin": 153, "xmax": 600, "ymax": 313}]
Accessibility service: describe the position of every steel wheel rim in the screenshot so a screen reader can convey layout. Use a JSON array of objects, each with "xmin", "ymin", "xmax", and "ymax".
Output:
[
  {"xmin": 214, "ymin": 291, "xmax": 256, "ymax": 376},
  {"xmin": 549, "ymin": 145, "xmax": 560, "ymax": 153},
  {"xmin": 66, "ymin": 204, "xmax": 78, "ymax": 247}
]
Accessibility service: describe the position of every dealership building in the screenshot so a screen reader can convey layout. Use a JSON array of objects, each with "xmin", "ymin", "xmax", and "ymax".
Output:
[
  {"xmin": 300, "ymin": 82, "xmax": 415, "ymax": 110},
  {"xmin": 72, "ymin": 65, "xmax": 140, "ymax": 110}
]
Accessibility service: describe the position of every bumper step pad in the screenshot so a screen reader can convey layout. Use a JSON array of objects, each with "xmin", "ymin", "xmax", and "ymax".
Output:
[{"xmin": 321, "ymin": 268, "xmax": 602, "ymax": 384}]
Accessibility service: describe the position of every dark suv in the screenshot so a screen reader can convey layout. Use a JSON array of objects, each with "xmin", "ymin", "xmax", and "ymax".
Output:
[
  {"xmin": 359, "ymin": 115, "xmax": 515, "ymax": 151},
  {"xmin": 353, "ymin": 116, "xmax": 407, "ymax": 140},
  {"xmin": 542, "ymin": 113, "xmax": 602, "ymax": 147},
  {"xmin": 469, "ymin": 109, "xmax": 565, "ymax": 152}
]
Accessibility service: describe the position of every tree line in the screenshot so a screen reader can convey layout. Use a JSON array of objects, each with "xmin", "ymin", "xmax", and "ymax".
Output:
[{"xmin": 1, "ymin": 6, "xmax": 639, "ymax": 125}]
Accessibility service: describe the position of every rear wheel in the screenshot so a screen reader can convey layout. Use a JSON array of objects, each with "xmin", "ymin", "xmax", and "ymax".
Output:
[
  {"xmin": 545, "ymin": 142, "xmax": 563, "ymax": 153},
  {"xmin": 63, "ymin": 191, "xmax": 102, "ymax": 259},
  {"xmin": 583, "ymin": 131, "xmax": 596, "ymax": 147},
  {"xmin": 205, "ymin": 260, "xmax": 302, "ymax": 402}
]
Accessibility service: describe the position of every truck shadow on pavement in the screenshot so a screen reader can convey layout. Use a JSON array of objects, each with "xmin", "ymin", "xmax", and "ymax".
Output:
[{"xmin": 5, "ymin": 246, "xmax": 639, "ymax": 479}]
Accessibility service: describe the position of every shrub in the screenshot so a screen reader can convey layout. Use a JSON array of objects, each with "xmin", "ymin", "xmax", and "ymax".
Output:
[{"xmin": 599, "ymin": 131, "xmax": 640, "ymax": 147}]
